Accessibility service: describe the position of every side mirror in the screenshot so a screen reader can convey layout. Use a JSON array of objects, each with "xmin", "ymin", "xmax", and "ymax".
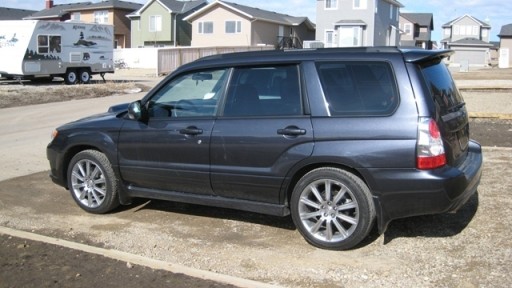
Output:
[{"xmin": 127, "ymin": 101, "xmax": 143, "ymax": 121}]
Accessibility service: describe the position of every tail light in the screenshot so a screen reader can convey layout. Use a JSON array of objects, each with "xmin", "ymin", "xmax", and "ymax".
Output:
[{"xmin": 417, "ymin": 118, "xmax": 446, "ymax": 169}]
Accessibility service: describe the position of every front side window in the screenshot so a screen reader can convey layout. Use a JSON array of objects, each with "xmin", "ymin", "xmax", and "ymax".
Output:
[
  {"xmin": 316, "ymin": 61, "xmax": 398, "ymax": 116},
  {"xmin": 223, "ymin": 65, "xmax": 302, "ymax": 117},
  {"xmin": 325, "ymin": 0, "xmax": 338, "ymax": 9},
  {"xmin": 225, "ymin": 20, "xmax": 241, "ymax": 34},
  {"xmin": 149, "ymin": 15, "xmax": 162, "ymax": 32},
  {"xmin": 147, "ymin": 69, "xmax": 229, "ymax": 118},
  {"xmin": 94, "ymin": 10, "xmax": 108, "ymax": 23}
]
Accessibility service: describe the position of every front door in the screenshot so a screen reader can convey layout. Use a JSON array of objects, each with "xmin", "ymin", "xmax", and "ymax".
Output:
[{"xmin": 118, "ymin": 68, "xmax": 230, "ymax": 195}]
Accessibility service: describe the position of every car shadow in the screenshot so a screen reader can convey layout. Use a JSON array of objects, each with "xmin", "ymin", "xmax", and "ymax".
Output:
[
  {"xmin": 382, "ymin": 192, "xmax": 479, "ymax": 244},
  {"xmin": 118, "ymin": 197, "xmax": 297, "ymax": 231}
]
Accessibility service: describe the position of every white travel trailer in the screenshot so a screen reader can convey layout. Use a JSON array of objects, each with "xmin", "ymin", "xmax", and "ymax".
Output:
[{"xmin": 0, "ymin": 20, "xmax": 114, "ymax": 84}]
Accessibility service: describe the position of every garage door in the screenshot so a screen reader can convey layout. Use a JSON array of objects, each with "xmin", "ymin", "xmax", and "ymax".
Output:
[{"xmin": 452, "ymin": 49, "xmax": 486, "ymax": 66}]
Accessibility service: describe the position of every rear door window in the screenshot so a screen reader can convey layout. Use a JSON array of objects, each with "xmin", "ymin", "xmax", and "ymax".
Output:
[{"xmin": 316, "ymin": 62, "xmax": 399, "ymax": 116}]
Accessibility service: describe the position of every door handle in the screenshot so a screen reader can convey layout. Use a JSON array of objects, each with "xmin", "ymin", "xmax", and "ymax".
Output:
[
  {"xmin": 180, "ymin": 127, "xmax": 203, "ymax": 135},
  {"xmin": 277, "ymin": 126, "xmax": 306, "ymax": 136}
]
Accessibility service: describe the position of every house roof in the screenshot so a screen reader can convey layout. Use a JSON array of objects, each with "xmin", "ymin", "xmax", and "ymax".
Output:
[
  {"xmin": 64, "ymin": 0, "xmax": 142, "ymax": 12},
  {"xmin": 183, "ymin": 0, "xmax": 315, "ymax": 30},
  {"xmin": 127, "ymin": 0, "xmax": 207, "ymax": 18},
  {"xmin": 442, "ymin": 14, "xmax": 491, "ymax": 28},
  {"xmin": 448, "ymin": 37, "xmax": 493, "ymax": 47},
  {"xmin": 400, "ymin": 13, "xmax": 433, "ymax": 30},
  {"xmin": 335, "ymin": 20, "xmax": 367, "ymax": 26},
  {"xmin": 498, "ymin": 23, "xmax": 512, "ymax": 37},
  {"xmin": 0, "ymin": 7, "xmax": 37, "ymax": 20},
  {"xmin": 24, "ymin": 2, "xmax": 92, "ymax": 19}
]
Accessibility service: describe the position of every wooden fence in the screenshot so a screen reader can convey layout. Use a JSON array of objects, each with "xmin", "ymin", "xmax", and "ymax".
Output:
[{"xmin": 156, "ymin": 46, "xmax": 274, "ymax": 75}]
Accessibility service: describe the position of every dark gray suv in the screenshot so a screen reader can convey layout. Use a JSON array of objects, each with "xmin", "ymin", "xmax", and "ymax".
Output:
[{"xmin": 47, "ymin": 47, "xmax": 482, "ymax": 250}]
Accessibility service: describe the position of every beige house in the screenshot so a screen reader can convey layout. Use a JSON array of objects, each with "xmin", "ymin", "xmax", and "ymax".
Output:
[
  {"xmin": 183, "ymin": 0, "xmax": 315, "ymax": 48},
  {"xmin": 399, "ymin": 13, "xmax": 434, "ymax": 49}
]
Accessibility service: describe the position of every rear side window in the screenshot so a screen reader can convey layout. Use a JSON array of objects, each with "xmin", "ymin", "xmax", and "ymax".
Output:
[
  {"xmin": 316, "ymin": 62, "xmax": 398, "ymax": 116},
  {"xmin": 420, "ymin": 60, "xmax": 464, "ymax": 111}
]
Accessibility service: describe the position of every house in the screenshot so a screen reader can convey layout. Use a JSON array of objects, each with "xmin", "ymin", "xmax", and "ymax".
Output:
[
  {"xmin": 315, "ymin": 0, "xmax": 403, "ymax": 47},
  {"xmin": 399, "ymin": 13, "xmax": 434, "ymax": 49},
  {"xmin": 440, "ymin": 14, "xmax": 493, "ymax": 67},
  {"xmin": 183, "ymin": 0, "xmax": 315, "ymax": 48},
  {"xmin": 0, "ymin": 7, "xmax": 36, "ymax": 20},
  {"xmin": 127, "ymin": 0, "xmax": 208, "ymax": 48},
  {"xmin": 498, "ymin": 24, "xmax": 512, "ymax": 68},
  {"xmin": 24, "ymin": 0, "xmax": 142, "ymax": 48}
]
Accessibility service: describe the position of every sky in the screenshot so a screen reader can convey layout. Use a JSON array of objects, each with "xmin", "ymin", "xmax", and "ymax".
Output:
[{"xmin": 6, "ymin": 0, "xmax": 511, "ymax": 42}]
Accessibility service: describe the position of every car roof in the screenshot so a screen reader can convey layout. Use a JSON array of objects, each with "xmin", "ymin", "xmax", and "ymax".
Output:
[{"xmin": 173, "ymin": 47, "xmax": 454, "ymax": 74}]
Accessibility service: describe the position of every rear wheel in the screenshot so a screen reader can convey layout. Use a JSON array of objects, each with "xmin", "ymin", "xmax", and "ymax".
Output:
[
  {"xmin": 79, "ymin": 69, "xmax": 91, "ymax": 84},
  {"xmin": 64, "ymin": 69, "xmax": 78, "ymax": 85},
  {"xmin": 290, "ymin": 167, "xmax": 375, "ymax": 250},
  {"xmin": 67, "ymin": 150, "xmax": 120, "ymax": 214}
]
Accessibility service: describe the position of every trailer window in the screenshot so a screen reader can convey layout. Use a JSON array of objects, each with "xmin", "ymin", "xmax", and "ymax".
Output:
[
  {"xmin": 49, "ymin": 36, "xmax": 61, "ymax": 53},
  {"xmin": 38, "ymin": 35, "xmax": 49, "ymax": 54}
]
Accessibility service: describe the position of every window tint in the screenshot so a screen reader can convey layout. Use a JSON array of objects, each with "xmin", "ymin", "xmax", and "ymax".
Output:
[
  {"xmin": 316, "ymin": 62, "xmax": 398, "ymax": 116},
  {"xmin": 223, "ymin": 65, "xmax": 302, "ymax": 117},
  {"xmin": 147, "ymin": 69, "xmax": 229, "ymax": 118},
  {"xmin": 420, "ymin": 60, "xmax": 464, "ymax": 111}
]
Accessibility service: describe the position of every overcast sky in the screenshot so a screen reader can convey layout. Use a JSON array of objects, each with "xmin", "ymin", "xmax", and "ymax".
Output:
[{"xmin": 7, "ymin": 0, "xmax": 511, "ymax": 42}]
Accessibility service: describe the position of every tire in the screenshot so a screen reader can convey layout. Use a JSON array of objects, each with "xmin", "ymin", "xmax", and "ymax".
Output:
[
  {"xmin": 64, "ymin": 70, "xmax": 78, "ymax": 85},
  {"xmin": 79, "ymin": 69, "xmax": 91, "ymax": 84},
  {"xmin": 67, "ymin": 150, "xmax": 120, "ymax": 214},
  {"xmin": 290, "ymin": 167, "xmax": 375, "ymax": 250}
]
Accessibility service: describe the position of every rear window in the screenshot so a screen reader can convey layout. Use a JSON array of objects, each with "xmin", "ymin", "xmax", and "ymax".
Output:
[
  {"xmin": 420, "ymin": 60, "xmax": 465, "ymax": 110},
  {"xmin": 316, "ymin": 61, "xmax": 399, "ymax": 116}
]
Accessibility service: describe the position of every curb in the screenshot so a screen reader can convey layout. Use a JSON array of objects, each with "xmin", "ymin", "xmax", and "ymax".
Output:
[
  {"xmin": 0, "ymin": 226, "xmax": 281, "ymax": 288},
  {"xmin": 469, "ymin": 112, "xmax": 512, "ymax": 120}
]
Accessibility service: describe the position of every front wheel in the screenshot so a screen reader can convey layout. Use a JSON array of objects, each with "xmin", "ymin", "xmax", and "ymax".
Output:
[
  {"xmin": 290, "ymin": 167, "xmax": 375, "ymax": 250},
  {"xmin": 67, "ymin": 150, "xmax": 120, "ymax": 214},
  {"xmin": 64, "ymin": 69, "xmax": 78, "ymax": 85}
]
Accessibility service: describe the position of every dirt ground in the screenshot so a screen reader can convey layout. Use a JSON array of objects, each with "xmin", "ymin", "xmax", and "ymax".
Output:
[{"xmin": 0, "ymin": 67, "xmax": 511, "ymax": 288}]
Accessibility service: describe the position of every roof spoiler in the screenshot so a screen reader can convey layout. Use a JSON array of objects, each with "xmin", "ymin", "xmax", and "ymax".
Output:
[{"xmin": 401, "ymin": 49, "xmax": 454, "ymax": 63}]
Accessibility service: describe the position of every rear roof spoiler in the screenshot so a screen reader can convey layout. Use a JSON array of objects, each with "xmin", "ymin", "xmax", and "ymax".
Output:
[{"xmin": 401, "ymin": 49, "xmax": 454, "ymax": 64}]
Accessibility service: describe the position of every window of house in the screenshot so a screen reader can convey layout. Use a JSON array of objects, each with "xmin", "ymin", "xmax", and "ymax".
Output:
[
  {"xmin": 404, "ymin": 23, "xmax": 412, "ymax": 35},
  {"xmin": 149, "ymin": 15, "xmax": 162, "ymax": 32},
  {"xmin": 482, "ymin": 29, "xmax": 488, "ymax": 37},
  {"xmin": 444, "ymin": 28, "xmax": 450, "ymax": 36},
  {"xmin": 94, "ymin": 10, "xmax": 108, "ymax": 23},
  {"xmin": 453, "ymin": 25, "xmax": 460, "ymax": 35},
  {"xmin": 389, "ymin": 5, "xmax": 394, "ymax": 20},
  {"xmin": 353, "ymin": 0, "xmax": 367, "ymax": 9},
  {"xmin": 325, "ymin": 0, "xmax": 338, "ymax": 9},
  {"xmin": 71, "ymin": 12, "xmax": 80, "ymax": 21},
  {"xmin": 459, "ymin": 25, "xmax": 466, "ymax": 35},
  {"xmin": 199, "ymin": 21, "xmax": 214, "ymax": 34},
  {"xmin": 225, "ymin": 21, "xmax": 241, "ymax": 34},
  {"xmin": 316, "ymin": 61, "xmax": 398, "ymax": 116},
  {"xmin": 472, "ymin": 26, "xmax": 479, "ymax": 36}
]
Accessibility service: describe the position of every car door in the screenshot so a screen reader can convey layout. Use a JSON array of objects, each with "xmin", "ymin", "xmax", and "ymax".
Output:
[
  {"xmin": 117, "ymin": 68, "xmax": 229, "ymax": 195},
  {"xmin": 210, "ymin": 64, "xmax": 314, "ymax": 204}
]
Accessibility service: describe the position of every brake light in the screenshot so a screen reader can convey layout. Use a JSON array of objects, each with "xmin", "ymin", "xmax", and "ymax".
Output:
[{"xmin": 416, "ymin": 118, "xmax": 446, "ymax": 169}]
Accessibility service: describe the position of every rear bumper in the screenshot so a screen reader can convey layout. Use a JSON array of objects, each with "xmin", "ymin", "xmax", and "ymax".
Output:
[{"xmin": 368, "ymin": 140, "xmax": 483, "ymax": 233}]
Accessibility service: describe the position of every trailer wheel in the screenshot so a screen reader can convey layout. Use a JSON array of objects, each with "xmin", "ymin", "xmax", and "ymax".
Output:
[
  {"xmin": 64, "ymin": 70, "xmax": 78, "ymax": 85},
  {"xmin": 79, "ymin": 69, "xmax": 91, "ymax": 84}
]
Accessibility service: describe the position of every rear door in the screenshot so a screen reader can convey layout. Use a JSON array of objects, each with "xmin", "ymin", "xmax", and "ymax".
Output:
[
  {"xmin": 210, "ymin": 64, "xmax": 314, "ymax": 204},
  {"xmin": 420, "ymin": 61, "xmax": 469, "ymax": 165}
]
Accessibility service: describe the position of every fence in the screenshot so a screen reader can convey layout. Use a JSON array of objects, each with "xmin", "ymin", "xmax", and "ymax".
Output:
[{"xmin": 114, "ymin": 46, "xmax": 274, "ymax": 76}]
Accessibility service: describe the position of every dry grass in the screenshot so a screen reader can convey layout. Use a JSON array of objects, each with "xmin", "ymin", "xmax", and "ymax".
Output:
[
  {"xmin": 451, "ymin": 67, "xmax": 512, "ymax": 80},
  {"xmin": 0, "ymin": 81, "xmax": 149, "ymax": 109}
]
